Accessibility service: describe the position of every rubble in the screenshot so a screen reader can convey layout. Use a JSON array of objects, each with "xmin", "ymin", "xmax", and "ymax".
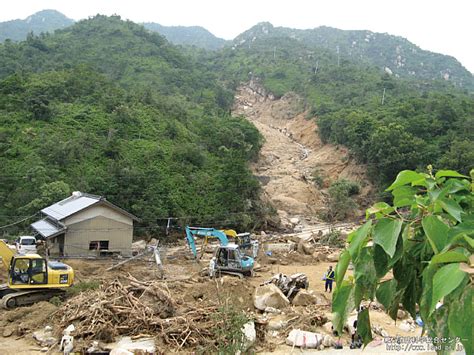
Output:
[
  {"xmin": 262, "ymin": 273, "xmax": 309, "ymax": 300},
  {"xmin": 55, "ymin": 276, "xmax": 221, "ymax": 350}
]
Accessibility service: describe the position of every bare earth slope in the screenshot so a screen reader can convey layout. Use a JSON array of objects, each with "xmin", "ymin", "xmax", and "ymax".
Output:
[{"xmin": 232, "ymin": 81, "xmax": 373, "ymax": 228}]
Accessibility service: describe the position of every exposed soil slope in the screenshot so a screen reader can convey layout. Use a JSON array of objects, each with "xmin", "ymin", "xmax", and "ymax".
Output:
[{"xmin": 233, "ymin": 81, "xmax": 373, "ymax": 227}]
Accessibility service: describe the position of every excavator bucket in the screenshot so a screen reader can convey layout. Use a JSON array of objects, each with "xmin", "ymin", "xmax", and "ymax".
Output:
[{"xmin": 0, "ymin": 240, "xmax": 14, "ymax": 269}]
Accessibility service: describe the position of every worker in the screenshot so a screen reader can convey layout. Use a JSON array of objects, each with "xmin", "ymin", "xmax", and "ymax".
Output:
[
  {"xmin": 209, "ymin": 257, "xmax": 216, "ymax": 278},
  {"xmin": 324, "ymin": 265, "xmax": 335, "ymax": 292}
]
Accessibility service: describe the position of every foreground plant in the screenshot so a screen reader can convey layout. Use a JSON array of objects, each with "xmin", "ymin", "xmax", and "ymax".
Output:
[{"xmin": 332, "ymin": 167, "xmax": 473, "ymax": 354}]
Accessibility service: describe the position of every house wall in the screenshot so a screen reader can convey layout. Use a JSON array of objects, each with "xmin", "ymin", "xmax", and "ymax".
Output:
[
  {"xmin": 63, "ymin": 215, "xmax": 133, "ymax": 257},
  {"xmin": 64, "ymin": 204, "xmax": 133, "ymax": 226}
]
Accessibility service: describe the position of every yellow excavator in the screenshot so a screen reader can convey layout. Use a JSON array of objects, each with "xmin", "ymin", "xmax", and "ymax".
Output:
[{"xmin": 0, "ymin": 240, "xmax": 74, "ymax": 308}]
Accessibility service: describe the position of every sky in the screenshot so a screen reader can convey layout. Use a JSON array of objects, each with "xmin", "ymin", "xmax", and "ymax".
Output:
[{"xmin": 1, "ymin": 0, "xmax": 474, "ymax": 73}]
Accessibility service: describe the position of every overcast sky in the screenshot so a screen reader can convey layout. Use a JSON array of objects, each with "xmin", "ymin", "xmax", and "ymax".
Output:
[{"xmin": 2, "ymin": 0, "xmax": 473, "ymax": 73}]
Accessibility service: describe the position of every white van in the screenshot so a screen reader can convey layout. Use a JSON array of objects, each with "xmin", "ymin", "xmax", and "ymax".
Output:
[{"xmin": 16, "ymin": 236, "xmax": 37, "ymax": 254}]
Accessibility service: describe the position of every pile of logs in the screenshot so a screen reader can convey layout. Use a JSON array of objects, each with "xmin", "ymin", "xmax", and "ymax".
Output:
[{"xmin": 55, "ymin": 277, "xmax": 219, "ymax": 349}]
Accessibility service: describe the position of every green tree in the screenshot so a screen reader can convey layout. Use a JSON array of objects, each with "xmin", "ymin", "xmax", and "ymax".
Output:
[{"xmin": 332, "ymin": 167, "xmax": 473, "ymax": 353}]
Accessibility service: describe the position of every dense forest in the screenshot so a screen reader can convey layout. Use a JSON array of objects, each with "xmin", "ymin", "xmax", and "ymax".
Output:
[
  {"xmin": 0, "ymin": 15, "xmax": 472, "ymax": 234},
  {"xmin": 0, "ymin": 16, "xmax": 265, "ymax": 233}
]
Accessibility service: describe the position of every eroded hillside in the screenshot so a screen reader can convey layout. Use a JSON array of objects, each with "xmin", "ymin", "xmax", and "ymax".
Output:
[{"xmin": 233, "ymin": 81, "xmax": 373, "ymax": 227}]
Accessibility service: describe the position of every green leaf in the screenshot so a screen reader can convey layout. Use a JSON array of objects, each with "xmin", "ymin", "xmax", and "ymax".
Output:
[
  {"xmin": 335, "ymin": 250, "xmax": 350, "ymax": 287},
  {"xmin": 447, "ymin": 220, "xmax": 474, "ymax": 240},
  {"xmin": 347, "ymin": 220, "xmax": 372, "ymax": 260},
  {"xmin": 373, "ymin": 244, "xmax": 389, "ymax": 278},
  {"xmin": 464, "ymin": 236, "xmax": 474, "ymax": 248},
  {"xmin": 431, "ymin": 250, "xmax": 469, "ymax": 265},
  {"xmin": 386, "ymin": 170, "xmax": 424, "ymax": 191},
  {"xmin": 402, "ymin": 276, "xmax": 417, "ymax": 319},
  {"xmin": 353, "ymin": 248, "xmax": 377, "ymax": 303},
  {"xmin": 387, "ymin": 232, "xmax": 404, "ymax": 268},
  {"xmin": 448, "ymin": 286, "xmax": 472, "ymax": 355},
  {"xmin": 435, "ymin": 170, "xmax": 468, "ymax": 179},
  {"xmin": 373, "ymin": 218, "xmax": 403, "ymax": 258},
  {"xmin": 376, "ymin": 279, "xmax": 397, "ymax": 310},
  {"xmin": 365, "ymin": 202, "xmax": 394, "ymax": 219},
  {"xmin": 438, "ymin": 198, "xmax": 464, "ymax": 223},
  {"xmin": 420, "ymin": 265, "xmax": 436, "ymax": 322},
  {"xmin": 392, "ymin": 185, "xmax": 416, "ymax": 207},
  {"xmin": 357, "ymin": 307, "xmax": 373, "ymax": 347},
  {"xmin": 430, "ymin": 263, "xmax": 468, "ymax": 315},
  {"xmin": 331, "ymin": 281, "xmax": 354, "ymax": 335},
  {"xmin": 422, "ymin": 216, "xmax": 449, "ymax": 254}
]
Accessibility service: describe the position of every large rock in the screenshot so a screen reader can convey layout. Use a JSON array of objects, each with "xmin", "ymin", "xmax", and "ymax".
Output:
[
  {"xmin": 326, "ymin": 252, "xmax": 340, "ymax": 262},
  {"xmin": 241, "ymin": 321, "xmax": 256, "ymax": 351},
  {"xmin": 33, "ymin": 328, "xmax": 57, "ymax": 347},
  {"xmin": 312, "ymin": 252, "xmax": 327, "ymax": 262},
  {"xmin": 292, "ymin": 290, "xmax": 328, "ymax": 306},
  {"xmin": 254, "ymin": 284, "xmax": 290, "ymax": 311}
]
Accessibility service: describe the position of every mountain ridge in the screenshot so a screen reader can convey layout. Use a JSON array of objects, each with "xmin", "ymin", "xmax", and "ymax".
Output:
[
  {"xmin": 233, "ymin": 22, "xmax": 473, "ymax": 89},
  {"xmin": 0, "ymin": 9, "xmax": 74, "ymax": 41}
]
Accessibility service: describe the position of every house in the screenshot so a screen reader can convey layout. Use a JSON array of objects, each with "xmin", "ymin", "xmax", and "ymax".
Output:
[{"xmin": 31, "ymin": 191, "xmax": 138, "ymax": 257}]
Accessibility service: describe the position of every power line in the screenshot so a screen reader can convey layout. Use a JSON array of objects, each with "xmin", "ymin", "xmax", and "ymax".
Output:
[{"xmin": 0, "ymin": 212, "xmax": 38, "ymax": 230}]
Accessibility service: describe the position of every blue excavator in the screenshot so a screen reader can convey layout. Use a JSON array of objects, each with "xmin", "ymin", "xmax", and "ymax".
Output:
[{"xmin": 185, "ymin": 226, "xmax": 257, "ymax": 277}]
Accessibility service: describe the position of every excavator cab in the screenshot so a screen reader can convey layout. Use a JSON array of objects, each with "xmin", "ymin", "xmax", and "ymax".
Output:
[
  {"xmin": 0, "ymin": 240, "xmax": 74, "ymax": 308},
  {"xmin": 215, "ymin": 244, "xmax": 253, "ymax": 276}
]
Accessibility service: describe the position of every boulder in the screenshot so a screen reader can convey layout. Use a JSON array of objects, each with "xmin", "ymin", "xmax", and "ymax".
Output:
[
  {"xmin": 397, "ymin": 309, "xmax": 408, "ymax": 319},
  {"xmin": 302, "ymin": 243, "xmax": 314, "ymax": 255},
  {"xmin": 254, "ymin": 284, "xmax": 290, "ymax": 311},
  {"xmin": 326, "ymin": 252, "xmax": 340, "ymax": 262},
  {"xmin": 290, "ymin": 217, "xmax": 300, "ymax": 225},
  {"xmin": 292, "ymin": 290, "xmax": 327, "ymax": 306},
  {"xmin": 241, "ymin": 321, "xmax": 256, "ymax": 351},
  {"xmin": 267, "ymin": 319, "xmax": 287, "ymax": 331},
  {"xmin": 33, "ymin": 328, "xmax": 57, "ymax": 347},
  {"xmin": 312, "ymin": 252, "xmax": 327, "ymax": 262},
  {"xmin": 3, "ymin": 327, "xmax": 13, "ymax": 337}
]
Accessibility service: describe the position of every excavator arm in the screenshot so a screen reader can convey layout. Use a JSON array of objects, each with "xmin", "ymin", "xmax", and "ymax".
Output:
[
  {"xmin": 185, "ymin": 226, "xmax": 229, "ymax": 258},
  {"xmin": 0, "ymin": 240, "xmax": 14, "ymax": 269}
]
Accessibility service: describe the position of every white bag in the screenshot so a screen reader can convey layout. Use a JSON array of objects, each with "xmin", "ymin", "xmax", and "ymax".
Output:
[{"xmin": 286, "ymin": 329, "xmax": 323, "ymax": 348}]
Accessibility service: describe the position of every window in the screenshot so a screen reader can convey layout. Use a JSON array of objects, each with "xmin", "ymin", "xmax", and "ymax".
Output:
[
  {"xmin": 31, "ymin": 259, "xmax": 47, "ymax": 284},
  {"xmin": 89, "ymin": 241, "xmax": 109, "ymax": 250}
]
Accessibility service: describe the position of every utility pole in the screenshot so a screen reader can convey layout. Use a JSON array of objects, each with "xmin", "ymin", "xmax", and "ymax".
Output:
[
  {"xmin": 381, "ymin": 88, "xmax": 386, "ymax": 105},
  {"xmin": 314, "ymin": 60, "xmax": 319, "ymax": 73},
  {"xmin": 336, "ymin": 45, "xmax": 340, "ymax": 67},
  {"xmin": 273, "ymin": 46, "xmax": 276, "ymax": 60}
]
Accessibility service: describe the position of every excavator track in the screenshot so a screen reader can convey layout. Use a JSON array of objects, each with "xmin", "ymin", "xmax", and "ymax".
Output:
[{"xmin": 1, "ymin": 288, "xmax": 65, "ymax": 309}]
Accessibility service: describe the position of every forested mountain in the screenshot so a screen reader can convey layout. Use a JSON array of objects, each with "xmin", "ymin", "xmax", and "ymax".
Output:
[
  {"xmin": 0, "ymin": 10, "xmax": 74, "ymax": 42},
  {"xmin": 209, "ymin": 28, "xmax": 474, "ymax": 184},
  {"xmin": 0, "ymin": 14, "xmax": 472, "ymax": 233},
  {"xmin": 233, "ymin": 23, "xmax": 474, "ymax": 90},
  {"xmin": 0, "ymin": 15, "xmax": 264, "ymax": 231},
  {"xmin": 143, "ymin": 23, "xmax": 227, "ymax": 50}
]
